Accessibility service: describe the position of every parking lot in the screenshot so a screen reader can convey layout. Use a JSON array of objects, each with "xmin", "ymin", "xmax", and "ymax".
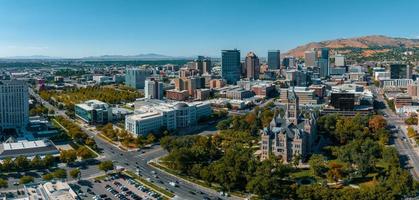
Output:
[{"xmin": 71, "ymin": 173, "xmax": 164, "ymax": 200}]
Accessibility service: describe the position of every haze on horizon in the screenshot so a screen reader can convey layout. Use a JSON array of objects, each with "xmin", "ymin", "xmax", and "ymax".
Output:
[{"xmin": 0, "ymin": 0, "xmax": 418, "ymax": 58}]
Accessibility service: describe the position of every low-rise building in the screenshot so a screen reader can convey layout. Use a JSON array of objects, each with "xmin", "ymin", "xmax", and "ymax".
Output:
[
  {"xmin": 225, "ymin": 88, "xmax": 254, "ymax": 100},
  {"xmin": 75, "ymin": 100, "xmax": 112, "ymax": 124},
  {"xmin": 166, "ymin": 89, "xmax": 189, "ymax": 101},
  {"xmin": 24, "ymin": 181, "xmax": 78, "ymax": 200},
  {"xmin": 0, "ymin": 139, "xmax": 59, "ymax": 159},
  {"xmin": 125, "ymin": 100, "xmax": 212, "ymax": 136},
  {"xmin": 195, "ymin": 89, "xmax": 211, "ymax": 100}
]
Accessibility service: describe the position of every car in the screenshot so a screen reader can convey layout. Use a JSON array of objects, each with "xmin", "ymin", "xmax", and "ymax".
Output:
[{"xmin": 99, "ymin": 194, "xmax": 108, "ymax": 198}]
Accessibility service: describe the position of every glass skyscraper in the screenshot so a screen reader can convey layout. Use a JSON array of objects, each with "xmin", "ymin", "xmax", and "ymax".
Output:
[
  {"xmin": 268, "ymin": 50, "xmax": 281, "ymax": 70},
  {"xmin": 221, "ymin": 49, "xmax": 241, "ymax": 84}
]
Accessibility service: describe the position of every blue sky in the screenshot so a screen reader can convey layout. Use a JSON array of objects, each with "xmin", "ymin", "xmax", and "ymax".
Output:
[{"xmin": 0, "ymin": 0, "xmax": 418, "ymax": 58}]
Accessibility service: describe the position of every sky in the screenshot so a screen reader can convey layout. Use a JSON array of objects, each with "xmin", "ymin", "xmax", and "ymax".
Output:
[{"xmin": 0, "ymin": 0, "xmax": 418, "ymax": 58}]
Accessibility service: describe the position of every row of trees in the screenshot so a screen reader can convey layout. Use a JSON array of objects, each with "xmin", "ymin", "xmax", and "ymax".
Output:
[
  {"xmin": 60, "ymin": 147, "xmax": 95, "ymax": 164},
  {"xmin": 0, "ymin": 155, "xmax": 55, "ymax": 172},
  {"xmin": 98, "ymin": 123, "xmax": 156, "ymax": 148},
  {"xmin": 54, "ymin": 116, "xmax": 97, "ymax": 150},
  {"xmin": 39, "ymin": 86, "xmax": 142, "ymax": 107}
]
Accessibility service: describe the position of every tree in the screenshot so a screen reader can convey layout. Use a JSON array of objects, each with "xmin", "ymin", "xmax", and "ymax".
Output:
[
  {"xmin": 146, "ymin": 133, "xmax": 156, "ymax": 144},
  {"xmin": 98, "ymin": 160, "xmax": 114, "ymax": 174},
  {"xmin": 308, "ymin": 154, "xmax": 326, "ymax": 177},
  {"xmin": 42, "ymin": 173, "xmax": 54, "ymax": 181},
  {"xmin": 2, "ymin": 157, "xmax": 14, "ymax": 172},
  {"xmin": 60, "ymin": 149, "xmax": 77, "ymax": 164},
  {"xmin": 19, "ymin": 176, "xmax": 34, "ymax": 185},
  {"xmin": 53, "ymin": 169, "xmax": 67, "ymax": 179},
  {"xmin": 76, "ymin": 146, "xmax": 94, "ymax": 160},
  {"xmin": 0, "ymin": 178, "xmax": 7, "ymax": 188},
  {"xmin": 70, "ymin": 168, "xmax": 81, "ymax": 180},
  {"xmin": 369, "ymin": 115, "xmax": 387, "ymax": 133},
  {"xmin": 405, "ymin": 115, "xmax": 418, "ymax": 125},
  {"xmin": 31, "ymin": 155, "xmax": 44, "ymax": 169},
  {"xmin": 14, "ymin": 156, "xmax": 29, "ymax": 171},
  {"xmin": 407, "ymin": 126, "xmax": 416, "ymax": 138},
  {"xmin": 43, "ymin": 154, "xmax": 55, "ymax": 167},
  {"xmin": 326, "ymin": 162, "xmax": 343, "ymax": 182}
]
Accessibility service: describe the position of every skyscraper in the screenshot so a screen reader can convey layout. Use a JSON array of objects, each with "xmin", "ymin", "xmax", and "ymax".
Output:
[
  {"xmin": 304, "ymin": 50, "xmax": 316, "ymax": 67},
  {"xmin": 221, "ymin": 49, "xmax": 241, "ymax": 84},
  {"xmin": 125, "ymin": 68, "xmax": 152, "ymax": 89},
  {"xmin": 268, "ymin": 50, "xmax": 281, "ymax": 70},
  {"xmin": 144, "ymin": 78, "xmax": 164, "ymax": 100},
  {"xmin": 390, "ymin": 64, "xmax": 408, "ymax": 79},
  {"xmin": 245, "ymin": 52, "xmax": 260, "ymax": 80},
  {"xmin": 334, "ymin": 54, "xmax": 345, "ymax": 67},
  {"xmin": 0, "ymin": 80, "xmax": 29, "ymax": 131},
  {"xmin": 318, "ymin": 48, "xmax": 330, "ymax": 78},
  {"xmin": 202, "ymin": 58, "xmax": 212, "ymax": 74}
]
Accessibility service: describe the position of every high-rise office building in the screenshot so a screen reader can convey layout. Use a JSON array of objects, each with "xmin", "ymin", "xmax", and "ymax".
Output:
[
  {"xmin": 221, "ymin": 49, "xmax": 241, "ymax": 84},
  {"xmin": 0, "ymin": 80, "xmax": 29, "ymax": 131},
  {"xmin": 390, "ymin": 64, "xmax": 409, "ymax": 79},
  {"xmin": 144, "ymin": 78, "xmax": 164, "ymax": 100},
  {"xmin": 283, "ymin": 56, "xmax": 295, "ymax": 69},
  {"xmin": 321, "ymin": 48, "xmax": 329, "ymax": 60},
  {"xmin": 268, "ymin": 50, "xmax": 281, "ymax": 70},
  {"xmin": 304, "ymin": 50, "xmax": 316, "ymax": 67},
  {"xmin": 202, "ymin": 58, "xmax": 211, "ymax": 74},
  {"xmin": 334, "ymin": 54, "xmax": 345, "ymax": 67},
  {"xmin": 317, "ymin": 59, "xmax": 329, "ymax": 79},
  {"xmin": 125, "ymin": 68, "xmax": 152, "ymax": 89},
  {"xmin": 245, "ymin": 52, "xmax": 260, "ymax": 80}
]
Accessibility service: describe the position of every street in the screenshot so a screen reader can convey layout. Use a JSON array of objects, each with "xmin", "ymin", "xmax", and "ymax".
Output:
[{"xmin": 29, "ymin": 88, "xmax": 238, "ymax": 200}]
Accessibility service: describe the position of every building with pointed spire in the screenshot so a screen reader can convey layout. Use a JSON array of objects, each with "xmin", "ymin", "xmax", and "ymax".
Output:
[{"xmin": 260, "ymin": 96, "xmax": 317, "ymax": 163}]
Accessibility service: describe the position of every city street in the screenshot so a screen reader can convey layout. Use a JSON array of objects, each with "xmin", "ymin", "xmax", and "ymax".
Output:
[
  {"xmin": 29, "ymin": 88, "xmax": 238, "ymax": 200},
  {"xmin": 371, "ymin": 86, "xmax": 419, "ymax": 180}
]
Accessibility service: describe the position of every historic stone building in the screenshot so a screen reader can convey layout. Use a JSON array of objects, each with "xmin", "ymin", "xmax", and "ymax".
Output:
[{"xmin": 260, "ymin": 89, "xmax": 317, "ymax": 163}]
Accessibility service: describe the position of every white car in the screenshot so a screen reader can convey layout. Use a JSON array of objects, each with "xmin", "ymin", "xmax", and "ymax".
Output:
[{"xmin": 169, "ymin": 181, "xmax": 177, "ymax": 187}]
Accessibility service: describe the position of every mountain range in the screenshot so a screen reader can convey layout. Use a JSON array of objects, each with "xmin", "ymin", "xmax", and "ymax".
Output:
[{"xmin": 286, "ymin": 35, "xmax": 419, "ymax": 58}]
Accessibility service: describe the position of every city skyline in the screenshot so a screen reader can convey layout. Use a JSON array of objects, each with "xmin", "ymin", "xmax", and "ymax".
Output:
[{"xmin": 1, "ymin": 0, "xmax": 419, "ymax": 58}]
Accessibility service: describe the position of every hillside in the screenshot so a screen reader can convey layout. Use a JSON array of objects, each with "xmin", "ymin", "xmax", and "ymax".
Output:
[{"xmin": 286, "ymin": 35, "xmax": 419, "ymax": 61}]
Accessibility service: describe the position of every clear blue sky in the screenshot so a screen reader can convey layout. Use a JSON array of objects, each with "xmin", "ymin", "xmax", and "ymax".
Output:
[{"xmin": 0, "ymin": 0, "xmax": 418, "ymax": 58}]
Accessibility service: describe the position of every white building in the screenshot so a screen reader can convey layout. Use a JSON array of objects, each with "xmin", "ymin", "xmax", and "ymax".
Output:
[
  {"xmin": 24, "ymin": 181, "xmax": 78, "ymax": 200},
  {"xmin": 374, "ymin": 71, "xmax": 391, "ymax": 81},
  {"xmin": 0, "ymin": 139, "xmax": 59, "ymax": 159},
  {"xmin": 0, "ymin": 80, "xmax": 29, "ymax": 131},
  {"xmin": 382, "ymin": 79, "xmax": 414, "ymax": 89},
  {"xmin": 334, "ymin": 54, "xmax": 345, "ymax": 67},
  {"xmin": 125, "ymin": 100, "xmax": 212, "ymax": 136},
  {"xmin": 75, "ymin": 100, "xmax": 112, "ymax": 124}
]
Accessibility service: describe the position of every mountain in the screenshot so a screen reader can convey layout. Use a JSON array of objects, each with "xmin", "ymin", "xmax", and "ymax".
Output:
[
  {"xmin": 1, "ymin": 55, "xmax": 63, "ymax": 60},
  {"xmin": 80, "ymin": 53, "xmax": 191, "ymax": 61},
  {"xmin": 286, "ymin": 35, "xmax": 419, "ymax": 58}
]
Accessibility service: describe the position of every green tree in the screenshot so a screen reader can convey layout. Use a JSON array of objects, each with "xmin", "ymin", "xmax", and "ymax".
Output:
[
  {"xmin": 98, "ymin": 160, "xmax": 114, "ymax": 174},
  {"xmin": 308, "ymin": 154, "xmax": 326, "ymax": 177},
  {"xmin": 69, "ymin": 168, "xmax": 81, "ymax": 180},
  {"xmin": 60, "ymin": 149, "xmax": 77, "ymax": 164},
  {"xmin": 14, "ymin": 156, "xmax": 29, "ymax": 171},
  {"xmin": 19, "ymin": 176, "xmax": 34, "ymax": 185},
  {"xmin": 76, "ymin": 146, "xmax": 94, "ymax": 160},
  {"xmin": 0, "ymin": 178, "xmax": 7, "ymax": 188},
  {"xmin": 30, "ymin": 155, "xmax": 44, "ymax": 169},
  {"xmin": 42, "ymin": 173, "xmax": 54, "ymax": 181},
  {"xmin": 43, "ymin": 154, "xmax": 55, "ymax": 167},
  {"xmin": 53, "ymin": 169, "xmax": 67, "ymax": 179}
]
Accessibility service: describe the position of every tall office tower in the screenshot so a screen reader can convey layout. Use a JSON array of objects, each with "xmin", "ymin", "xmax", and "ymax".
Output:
[
  {"xmin": 317, "ymin": 59, "xmax": 329, "ymax": 79},
  {"xmin": 304, "ymin": 50, "xmax": 316, "ymax": 67},
  {"xmin": 221, "ymin": 49, "xmax": 241, "ymax": 84},
  {"xmin": 268, "ymin": 50, "xmax": 281, "ymax": 69},
  {"xmin": 144, "ymin": 78, "xmax": 164, "ymax": 100},
  {"xmin": 283, "ymin": 56, "xmax": 295, "ymax": 69},
  {"xmin": 0, "ymin": 80, "xmax": 29, "ymax": 131},
  {"xmin": 125, "ymin": 68, "xmax": 152, "ymax": 89},
  {"xmin": 390, "ymin": 64, "xmax": 408, "ymax": 79},
  {"xmin": 194, "ymin": 56, "xmax": 205, "ymax": 75},
  {"xmin": 202, "ymin": 58, "xmax": 212, "ymax": 74},
  {"xmin": 245, "ymin": 52, "xmax": 260, "ymax": 80},
  {"xmin": 334, "ymin": 54, "xmax": 345, "ymax": 67},
  {"xmin": 321, "ymin": 48, "xmax": 329, "ymax": 60}
]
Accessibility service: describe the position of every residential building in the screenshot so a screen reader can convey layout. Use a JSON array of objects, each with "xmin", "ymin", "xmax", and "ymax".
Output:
[
  {"xmin": 268, "ymin": 50, "xmax": 281, "ymax": 70},
  {"xmin": 221, "ymin": 49, "xmax": 241, "ymax": 84},
  {"xmin": 0, "ymin": 80, "xmax": 29, "ymax": 131},
  {"xmin": 225, "ymin": 88, "xmax": 254, "ymax": 100},
  {"xmin": 260, "ymin": 91, "xmax": 317, "ymax": 163},
  {"xmin": 125, "ymin": 100, "xmax": 212, "ymax": 136},
  {"xmin": 245, "ymin": 52, "xmax": 260, "ymax": 80},
  {"xmin": 195, "ymin": 89, "xmax": 211, "ymax": 100},
  {"xmin": 125, "ymin": 68, "xmax": 152, "ymax": 89},
  {"xmin": 209, "ymin": 79, "xmax": 225, "ymax": 89},
  {"xmin": 75, "ymin": 100, "xmax": 112, "ymax": 124},
  {"xmin": 145, "ymin": 78, "xmax": 164, "ymax": 100},
  {"xmin": 304, "ymin": 50, "xmax": 316, "ymax": 67},
  {"xmin": 165, "ymin": 89, "xmax": 189, "ymax": 101}
]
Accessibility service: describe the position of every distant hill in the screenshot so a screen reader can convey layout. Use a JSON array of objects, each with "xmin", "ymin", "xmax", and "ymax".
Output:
[
  {"xmin": 286, "ymin": 35, "xmax": 419, "ymax": 58},
  {"xmin": 81, "ymin": 53, "xmax": 191, "ymax": 61}
]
